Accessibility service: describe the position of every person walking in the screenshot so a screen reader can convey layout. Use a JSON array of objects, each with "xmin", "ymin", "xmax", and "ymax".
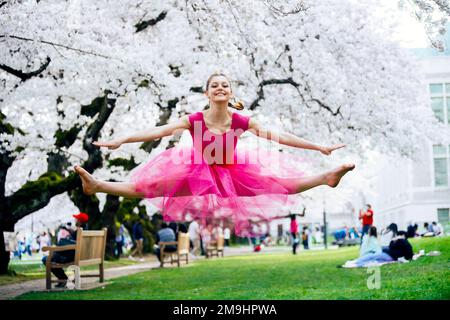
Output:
[
  {"xmin": 223, "ymin": 226, "xmax": 231, "ymax": 247},
  {"xmin": 115, "ymin": 224, "xmax": 125, "ymax": 258},
  {"xmin": 129, "ymin": 221, "xmax": 145, "ymax": 262},
  {"xmin": 301, "ymin": 225, "xmax": 310, "ymax": 250},
  {"xmin": 188, "ymin": 219, "xmax": 201, "ymax": 256},
  {"xmin": 290, "ymin": 214, "xmax": 299, "ymax": 254}
]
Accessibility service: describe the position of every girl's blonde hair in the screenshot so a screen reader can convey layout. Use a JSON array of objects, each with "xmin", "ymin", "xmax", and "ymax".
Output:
[{"xmin": 205, "ymin": 72, "xmax": 244, "ymax": 110}]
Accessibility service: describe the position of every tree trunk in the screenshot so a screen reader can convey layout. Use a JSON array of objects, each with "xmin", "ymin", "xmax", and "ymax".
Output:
[
  {"xmin": 47, "ymin": 151, "xmax": 70, "ymax": 174},
  {"xmin": 101, "ymin": 194, "xmax": 121, "ymax": 260},
  {"xmin": 69, "ymin": 189, "xmax": 101, "ymax": 226},
  {"xmin": 0, "ymin": 229, "xmax": 10, "ymax": 274}
]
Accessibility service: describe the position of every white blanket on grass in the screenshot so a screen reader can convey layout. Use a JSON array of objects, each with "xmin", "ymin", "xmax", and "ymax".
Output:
[{"xmin": 341, "ymin": 251, "xmax": 440, "ymax": 268}]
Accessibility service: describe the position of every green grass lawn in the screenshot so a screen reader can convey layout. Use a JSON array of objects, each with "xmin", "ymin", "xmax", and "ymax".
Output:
[
  {"xmin": 0, "ymin": 256, "xmax": 142, "ymax": 286},
  {"xmin": 14, "ymin": 237, "xmax": 450, "ymax": 300}
]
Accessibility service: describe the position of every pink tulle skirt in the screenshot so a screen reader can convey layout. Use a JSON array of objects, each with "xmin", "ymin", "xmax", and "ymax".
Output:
[{"xmin": 131, "ymin": 146, "xmax": 306, "ymax": 236}]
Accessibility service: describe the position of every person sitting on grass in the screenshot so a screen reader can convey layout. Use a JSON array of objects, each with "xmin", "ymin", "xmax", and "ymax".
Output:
[
  {"xmin": 431, "ymin": 221, "xmax": 443, "ymax": 236},
  {"xmin": 421, "ymin": 222, "xmax": 435, "ymax": 237},
  {"xmin": 380, "ymin": 223, "xmax": 398, "ymax": 248},
  {"xmin": 333, "ymin": 227, "xmax": 347, "ymax": 243},
  {"xmin": 383, "ymin": 231, "xmax": 414, "ymax": 261},
  {"xmin": 406, "ymin": 223, "xmax": 418, "ymax": 239},
  {"xmin": 343, "ymin": 230, "xmax": 413, "ymax": 268},
  {"xmin": 359, "ymin": 226, "xmax": 382, "ymax": 257},
  {"xmin": 348, "ymin": 226, "xmax": 360, "ymax": 239}
]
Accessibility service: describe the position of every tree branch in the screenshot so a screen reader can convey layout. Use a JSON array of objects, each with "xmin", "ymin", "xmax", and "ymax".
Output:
[
  {"xmin": 135, "ymin": 11, "xmax": 167, "ymax": 33},
  {"xmin": 431, "ymin": 0, "xmax": 450, "ymax": 15},
  {"xmin": 249, "ymin": 77, "xmax": 343, "ymax": 118},
  {"xmin": 0, "ymin": 56, "xmax": 51, "ymax": 81},
  {"xmin": 249, "ymin": 77, "xmax": 299, "ymax": 110},
  {"xmin": 4, "ymin": 173, "xmax": 79, "ymax": 230},
  {"xmin": 0, "ymin": 34, "xmax": 113, "ymax": 59},
  {"xmin": 140, "ymin": 98, "xmax": 179, "ymax": 153},
  {"xmin": 82, "ymin": 94, "xmax": 117, "ymax": 170},
  {"xmin": 263, "ymin": 0, "xmax": 309, "ymax": 17}
]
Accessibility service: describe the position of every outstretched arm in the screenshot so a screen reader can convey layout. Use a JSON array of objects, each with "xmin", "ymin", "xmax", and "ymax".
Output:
[
  {"xmin": 93, "ymin": 115, "xmax": 190, "ymax": 149},
  {"xmin": 248, "ymin": 118, "xmax": 345, "ymax": 155}
]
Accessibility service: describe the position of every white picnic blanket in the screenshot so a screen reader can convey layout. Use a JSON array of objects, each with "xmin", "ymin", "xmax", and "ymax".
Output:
[{"xmin": 341, "ymin": 250, "xmax": 441, "ymax": 268}]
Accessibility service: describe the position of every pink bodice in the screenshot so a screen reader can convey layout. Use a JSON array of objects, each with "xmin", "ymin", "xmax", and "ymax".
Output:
[{"xmin": 188, "ymin": 111, "xmax": 250, "ymax": 165}]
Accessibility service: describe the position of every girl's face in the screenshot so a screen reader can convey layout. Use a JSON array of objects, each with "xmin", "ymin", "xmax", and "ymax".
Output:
[{"xmin": 205, "ymin": 76, "xmax": 233, "ymax": 103}]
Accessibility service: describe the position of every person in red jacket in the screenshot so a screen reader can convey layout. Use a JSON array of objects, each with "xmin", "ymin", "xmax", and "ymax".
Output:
[{"xmin": 359, "ymin": 204, "xmax": 374, "ymax": 241}]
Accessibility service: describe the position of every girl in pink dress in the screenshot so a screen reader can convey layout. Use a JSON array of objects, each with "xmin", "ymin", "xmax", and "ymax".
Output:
[{"xmin": 74, "ymin": 73, "xmax": 355, "ymax": 235}]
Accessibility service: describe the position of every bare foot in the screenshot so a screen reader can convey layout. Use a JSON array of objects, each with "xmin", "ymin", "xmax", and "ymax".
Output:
[
  {"xmin": 74, "ymin": 166, "xmax": 100, "ymax": 195},
  {"xmin": 326, "ymin": 164, "xmax": 355, "ymax": 188}
]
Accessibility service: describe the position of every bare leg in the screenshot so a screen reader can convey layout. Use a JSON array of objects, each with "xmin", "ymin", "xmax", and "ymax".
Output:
[
  {"xmin": 129, "ymin": 245, "xmax": 138, "ymax": 257},
  {"xmin": 137, "ymin": 239, "xmax": 144, "ymax": 258},
  {"xmin": 294, "ymin": 163, "xmax": 355, "ymax": 193},
  {"xmin": 129, "ymin": 239, "xmax": 144, "ymax": 259},
  {"xmin": 74, "ymin": 166, "xmax": 144, "ymax": 198}
]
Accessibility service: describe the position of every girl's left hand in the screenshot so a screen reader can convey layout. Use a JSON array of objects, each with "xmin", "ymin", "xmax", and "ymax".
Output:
[{"xmin": 319, "ymin": 144, "xmax": 346, "ymax": 155}]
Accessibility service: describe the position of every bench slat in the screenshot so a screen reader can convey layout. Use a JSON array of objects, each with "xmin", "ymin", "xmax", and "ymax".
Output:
[
  {"xmin": 78, "ymin": 258, "xmax": 102, "ymax": 266},
  {"xmin": 81, "ymin": 231, "xmax": 106, "ymax": 237}
]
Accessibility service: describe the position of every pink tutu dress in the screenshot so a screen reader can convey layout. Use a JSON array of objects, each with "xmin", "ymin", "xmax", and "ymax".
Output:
[{"xmin": 131, "ymin": 111, "xmax": 305, "ymax": 236}]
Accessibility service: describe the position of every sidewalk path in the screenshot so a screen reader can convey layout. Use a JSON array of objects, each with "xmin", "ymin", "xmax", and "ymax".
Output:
[{"xmin": 0, "ymin": 245, "xmax": 334, "ymax": 300}]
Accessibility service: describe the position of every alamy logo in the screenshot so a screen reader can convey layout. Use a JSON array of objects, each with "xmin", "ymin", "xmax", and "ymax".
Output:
[
  {"xmin": 66, "ymin": 265, "xmax": 81, "ymax": 290},
  {"xmin": 366, "ymin": 265, "xmax": 381, "ymax": 290}
]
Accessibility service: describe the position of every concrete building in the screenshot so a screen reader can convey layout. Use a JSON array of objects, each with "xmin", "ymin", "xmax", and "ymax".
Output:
[{"xmin": 373, "ymin": 42, "xmax": 450, "ymax": 231}]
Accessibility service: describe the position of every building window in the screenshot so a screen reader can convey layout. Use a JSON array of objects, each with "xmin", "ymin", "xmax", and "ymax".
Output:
[
  {"xmin": 430, "ymin": 83, "xmax": 450, "ymax": 187},
  {"xmin": 437, "ymin": 208, "xmax": 449, "ymax": 224},
  {"xmin": 433, "ymin": 144, "xmax": 449, "ymax": 187},
  {"xmin": 429, "ymin": 83, "xmax": 450, "ymax": 124}
]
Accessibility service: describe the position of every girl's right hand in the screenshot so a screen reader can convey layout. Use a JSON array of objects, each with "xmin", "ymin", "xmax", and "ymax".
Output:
[
  {"xmin": 319, "ymin": 144, "xmax": 346, "ymax": 155},
  {"xmin": 92, "ymin": 139, "xmax": 123, "ymax": 150}
]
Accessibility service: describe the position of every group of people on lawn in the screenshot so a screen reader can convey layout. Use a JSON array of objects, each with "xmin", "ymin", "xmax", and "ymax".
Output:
[
  {"xmin": 42, "ymin": 204, "xmax": 444, "ymax": 287},
  {"xmin": 342, "ymin": 205, "xmax": 444, "ymax": 268}
]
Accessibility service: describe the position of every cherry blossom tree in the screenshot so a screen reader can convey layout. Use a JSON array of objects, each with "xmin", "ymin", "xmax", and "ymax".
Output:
[
  {"xmin": 399, "ymin": 0, "xmax": 450, "ymax": 50},
  {"xmin": 1, "ymin": 0, "xmax": 449, "ymax": 273}
]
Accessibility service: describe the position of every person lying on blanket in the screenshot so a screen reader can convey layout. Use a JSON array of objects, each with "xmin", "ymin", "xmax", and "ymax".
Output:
[{"xmin": 344, "ymin": 230, "xmax": 413, "ymax": 268}]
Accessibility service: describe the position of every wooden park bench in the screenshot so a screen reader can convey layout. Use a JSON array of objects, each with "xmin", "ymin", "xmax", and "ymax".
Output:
[
  {"xmin": 42, "ymin": 227, "xmax": 107, "ymax": 290},
  {"xmin": 333, "ymin": 238, "xmax": 360, "ymax": 247},
  {"xmin": 206, "ymin": 234, "xmax": 224, "ymax": 258},
  {"xmin": 159, "ymin": 232, "xmax": 190, "ymax": 268}
]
